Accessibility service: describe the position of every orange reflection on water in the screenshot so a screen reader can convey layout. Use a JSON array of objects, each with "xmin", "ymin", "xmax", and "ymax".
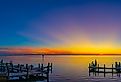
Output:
[{"xmin": 1, "ymin": 55, "xmax": 121, "ymax": 75}]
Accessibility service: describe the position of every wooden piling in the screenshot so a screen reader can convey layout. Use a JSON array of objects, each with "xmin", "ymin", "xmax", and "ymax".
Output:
[
  {"xmin": 20, "ymin": 65, "xmax": 22, "ymax": 72},
  {"xmin": 41, "ymin": 64, "xmax": 44, "ymax": 76},
  {"xmin": 94, "ymin": 65, "xmax": 96, "ymax": 76},
  {"xmin": 119, "ymin": 62, "xmax": 121, "ymax": 77},
  {"xmin": 26, "ymin": 64, "xmax": 28, "ymax": 69},
  {"xmin": 119, "ymin": 62, "xmax": 121, "ymax": 72},
  {"xmin": 6, "ymin": 64, "xmax": 10, "ymax": 79},
  {"xmin": 112, "ymin": 64, "xmax": 113, "ymax": 77},
  {"xmin": 41, "ymin": 64, "xmax": 43, "ymax": 70},
  {"xmin": 46, "ymin": 64, "xmax": 49, "ymax": 82},
  {"xmin": 47, "ymin": 63, "xmax": 50, "ymax": 74},
  {"xmin": 38, "ymin": 63, "xmax": 40, "ymax": 68},
  {"xmin": 26, "ymin": 64, "xmax": 29, "ymax": 79},
  {"xmin": 104, "ymin": 64, "xmax": 105, "ymax": 77},
  {"xmin": 89, "ymin": 63, "xmax": 90, "ymax": 76}
]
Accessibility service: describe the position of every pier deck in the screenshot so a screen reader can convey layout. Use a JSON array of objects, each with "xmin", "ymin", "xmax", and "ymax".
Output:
[
  {"xmin": 88, "ymin": 60, "xmax": 121, "ymax": 77},
  {"xmin": 0, "ymin": 60, "xmax": 52, "ymax": 82}
]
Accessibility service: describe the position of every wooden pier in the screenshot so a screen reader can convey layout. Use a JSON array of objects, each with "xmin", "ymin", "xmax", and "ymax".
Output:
[
  {"xmin": 88, "ymin": 60, "xmax": 121, "ymax": 77},
  {"xmin": 0, "ymin": 59, "xmax": 52, "ymax": 82}
]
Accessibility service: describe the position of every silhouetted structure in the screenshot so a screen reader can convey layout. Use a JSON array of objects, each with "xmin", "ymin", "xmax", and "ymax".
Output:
[
  {"xmin": 0, "ymin": 60, "xmax": 52, "ymax": 82},
  {"xmin": 88, "ymin": 60, "xmax": 121, "ymax": 77}
]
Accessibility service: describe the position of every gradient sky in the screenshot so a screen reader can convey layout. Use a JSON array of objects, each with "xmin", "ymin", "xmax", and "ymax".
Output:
[{"xmin": 1, "ymin": 0, "xmax": 121, "ymax": 54}]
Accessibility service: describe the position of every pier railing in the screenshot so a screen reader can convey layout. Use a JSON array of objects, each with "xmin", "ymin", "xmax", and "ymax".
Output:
[
  {"xmin": 0, "ymin": 59, "xmax": 52, "ymax": 82},
  {"xmin": 88, "ymin": 60, "xmax": 121, "ymax": 77}
]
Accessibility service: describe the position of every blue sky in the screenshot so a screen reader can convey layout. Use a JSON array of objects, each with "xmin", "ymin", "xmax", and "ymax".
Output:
[{"xmin": 1, "ymin": 0, "xmax": 121, "ymax": 54}]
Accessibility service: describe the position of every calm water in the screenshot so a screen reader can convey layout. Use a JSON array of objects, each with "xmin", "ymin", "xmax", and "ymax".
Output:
[{"xmin": 1, "ymin": 55, "xmax": 121, "ymax": 82}]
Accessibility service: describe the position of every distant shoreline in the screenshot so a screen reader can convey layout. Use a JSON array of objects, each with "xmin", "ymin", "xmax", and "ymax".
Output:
[{"xmin": 1, "ymin": 54, "xmax": 121, "ymax": 56}]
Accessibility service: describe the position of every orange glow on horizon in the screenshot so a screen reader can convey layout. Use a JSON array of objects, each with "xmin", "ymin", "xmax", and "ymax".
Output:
[{"xmin": 1, "ymin": 46, "xmax": 121, "ymax": 54}]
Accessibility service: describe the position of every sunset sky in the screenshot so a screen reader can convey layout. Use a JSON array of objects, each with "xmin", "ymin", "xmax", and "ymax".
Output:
[{"xmin": 1, "ymin": 0, "xmax": 121, "ymax": 54}]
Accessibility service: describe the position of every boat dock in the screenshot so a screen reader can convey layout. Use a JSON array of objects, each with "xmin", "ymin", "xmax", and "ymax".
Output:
[
  {"xmin": 88, "ymin": 60, "xmax": 121, "ymax": 77},
  {"xmin": 0, "ymin": 59, "xmax": 52, "ymax": 82}
]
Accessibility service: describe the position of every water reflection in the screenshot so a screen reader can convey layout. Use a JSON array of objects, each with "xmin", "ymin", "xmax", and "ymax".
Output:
[{"xmin": 1, "ymin": 55, "xmax": 121, "ymax": 82}]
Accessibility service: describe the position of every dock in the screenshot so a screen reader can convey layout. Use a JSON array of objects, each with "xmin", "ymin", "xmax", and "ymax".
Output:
[
  {"xmin": 88, "ymin": 60, "xmax": 121, "ymax": 77},
  {"xmin": 0, "ymin": 59, "xmax": 52, "ymax": 82}
]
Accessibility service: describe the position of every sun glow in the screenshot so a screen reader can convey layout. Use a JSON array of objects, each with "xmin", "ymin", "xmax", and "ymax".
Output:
[
  {"xmin": 47, "ymin": 26, "xmax": 121, "ymax": 54},
  {"xmin": 21, "ymin": 9, "xmax": 121, "ymax": 54},
  {"xmin": 21, "ymin": 25, "xmax": 121, "ymax": 54}
]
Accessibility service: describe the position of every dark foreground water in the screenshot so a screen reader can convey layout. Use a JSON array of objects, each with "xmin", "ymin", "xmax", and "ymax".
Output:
[{"xmin": 1, "ymin": 55, "xmax": 121, "ymax": 82}]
